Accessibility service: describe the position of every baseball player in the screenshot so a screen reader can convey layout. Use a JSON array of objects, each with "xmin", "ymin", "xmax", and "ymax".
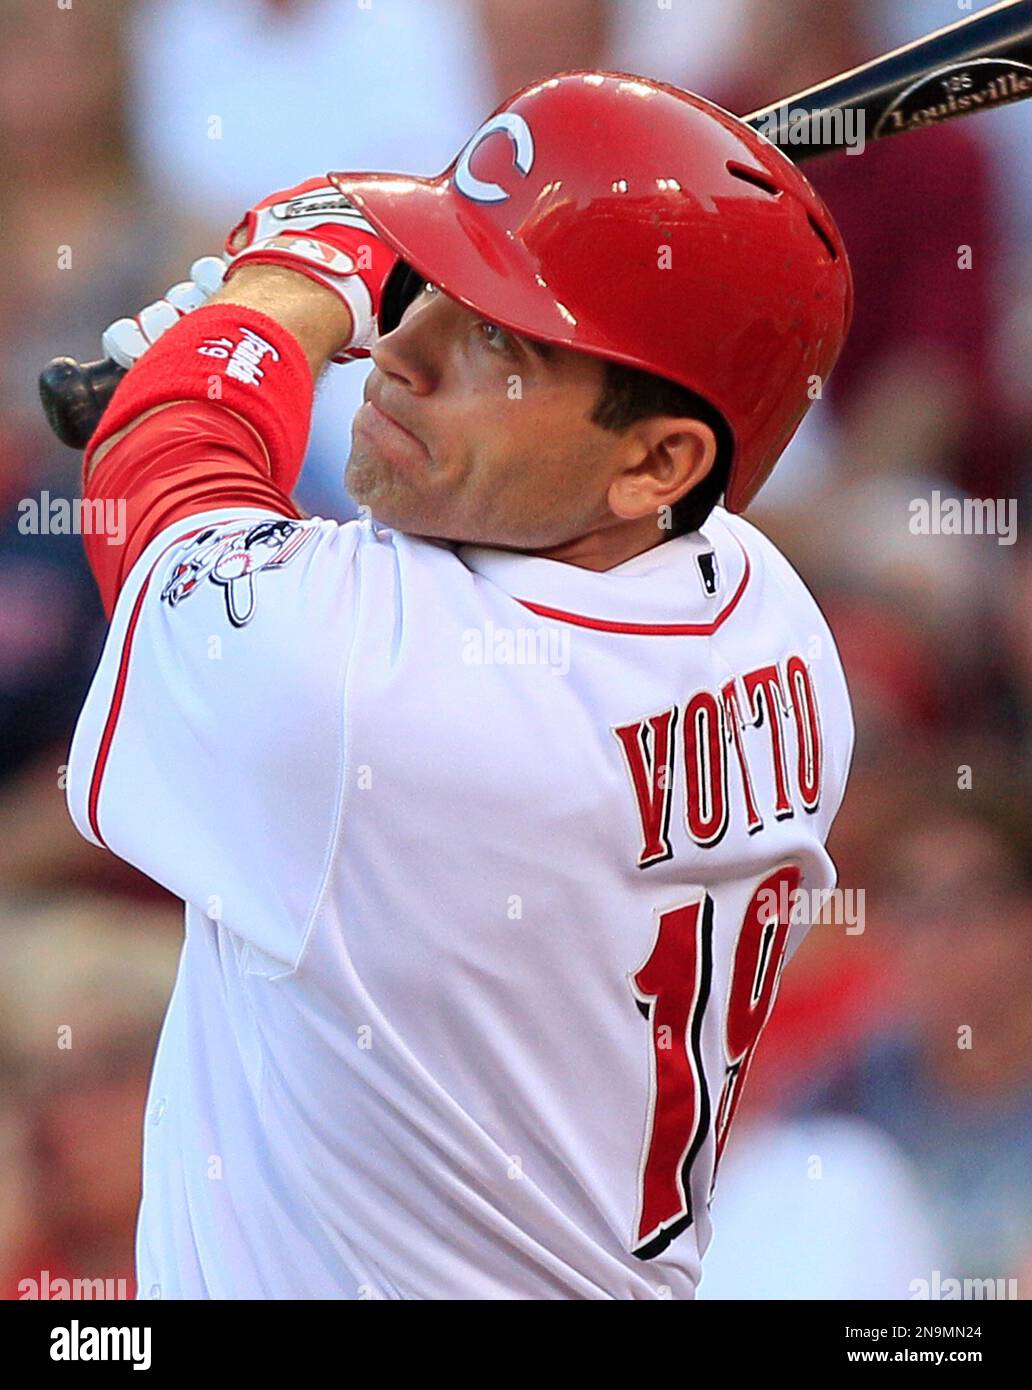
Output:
[{"xmin": 66, "ymin": 72, "xmax": 854, "ymax": 1299}]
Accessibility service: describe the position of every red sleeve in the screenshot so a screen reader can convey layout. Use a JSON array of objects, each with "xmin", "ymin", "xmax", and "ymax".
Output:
[{"xmin": 83, "ymin": 401, "xmax": 302, "ymax": 618}]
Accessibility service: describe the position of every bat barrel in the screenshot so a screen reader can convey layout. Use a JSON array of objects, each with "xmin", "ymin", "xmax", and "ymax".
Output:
[{"xmin": 746, "ymin": 0, "xmax": 1032, "ymax": 160}]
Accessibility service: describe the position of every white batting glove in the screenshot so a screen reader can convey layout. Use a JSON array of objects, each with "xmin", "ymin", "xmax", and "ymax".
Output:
[{"xmin": 102, "ymin": 256, "xmax": 227, "ymax": 369}]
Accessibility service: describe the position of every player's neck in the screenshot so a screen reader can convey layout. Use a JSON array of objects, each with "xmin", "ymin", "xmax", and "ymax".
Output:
[{"xmin": 530, "ymin": 519, "xmax": 673, "ymax": 572}]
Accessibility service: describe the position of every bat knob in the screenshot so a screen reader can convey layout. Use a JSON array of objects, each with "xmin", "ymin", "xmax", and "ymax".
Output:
[{"xmin": 38, "ymin": 355, "xmax": 127, "ymax": 451}]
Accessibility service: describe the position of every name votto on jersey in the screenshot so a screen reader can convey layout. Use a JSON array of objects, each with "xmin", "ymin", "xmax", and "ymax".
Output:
[{"xmin": 613, "ymin": 653, "xmax": 821, "ymax": 866}]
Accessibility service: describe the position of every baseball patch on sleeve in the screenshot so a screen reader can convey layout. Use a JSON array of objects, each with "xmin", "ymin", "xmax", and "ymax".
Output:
[{"xmin": 160, "ymin": 518, "xmax": 315, "ymax": 628}]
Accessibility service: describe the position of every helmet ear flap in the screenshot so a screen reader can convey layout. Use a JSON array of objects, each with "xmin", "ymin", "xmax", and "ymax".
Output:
[{"xmin": 378, "ymin": 261, "xmax": 424, "ymax": 334}]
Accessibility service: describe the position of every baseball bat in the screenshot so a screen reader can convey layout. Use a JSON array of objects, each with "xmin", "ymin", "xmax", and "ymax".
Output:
[
  {"xmin": 745, "ymin": 0, "xmax": 1032, "ymax": 160},
  {"xmin": 38, "ymin": 0, "xmax": 1032, "ymax": 450}
]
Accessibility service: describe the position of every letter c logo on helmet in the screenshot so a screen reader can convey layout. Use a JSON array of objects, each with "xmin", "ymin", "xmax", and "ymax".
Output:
[{"xmin": 453, "ymin": 113, "xmax": 535, "ymax": 204}]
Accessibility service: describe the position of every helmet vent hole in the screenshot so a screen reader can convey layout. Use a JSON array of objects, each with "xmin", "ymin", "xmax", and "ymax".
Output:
[
  {"xmin": 807, "ymin": 213, "xmax": 839, "ymax": 261},
  {"xmin": 726, "ymin": 161, "xmax": 781, "ymax": 197}
]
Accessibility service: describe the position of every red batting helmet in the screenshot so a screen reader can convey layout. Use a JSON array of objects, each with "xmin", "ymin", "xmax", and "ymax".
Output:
[{"xmin": 330, "ymin": 70, "xmax": 853, "ymax": 513}]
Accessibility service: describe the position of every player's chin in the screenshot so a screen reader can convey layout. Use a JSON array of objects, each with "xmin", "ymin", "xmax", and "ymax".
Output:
[
  {"xmin": 346, "ymin": 445, "xmax": 410, "ymax": 502},
  {"xmin": 345, "ymin": 448, "xmax": 442, "ymax": 530}
]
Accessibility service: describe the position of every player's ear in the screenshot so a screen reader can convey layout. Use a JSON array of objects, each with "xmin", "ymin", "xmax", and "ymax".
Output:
[{"xmin": 607, "ymin": 416, "xmax": 718, "ymax": 523}]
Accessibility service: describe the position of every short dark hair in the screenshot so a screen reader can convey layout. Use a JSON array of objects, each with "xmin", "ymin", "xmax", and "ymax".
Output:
[{"xmin": 590, "ymin": 359, "xmax": 733, "ymax": 536}]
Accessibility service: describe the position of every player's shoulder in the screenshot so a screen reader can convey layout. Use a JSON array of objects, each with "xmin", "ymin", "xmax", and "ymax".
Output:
[
  {"xmin": 126, "ymin": 511, "xmax": 475, "ymax": 654},
  {"xmin": 116, "ymin": 508, "xmax": 378, "ymax": 629},
  {"xmin": 705, "ymin": 505, "xmax": 852, "ymax": 701},
  {"xmin": 703, "ymin": 504, "xmax": 796, "ymax": 574},
  {"xmin": 709, "ymin": 505, "xmax": 855, "ymax": 779},
  {"xmin": 704, "ymin": 505, "xmax": 830, "ymax": 621}
]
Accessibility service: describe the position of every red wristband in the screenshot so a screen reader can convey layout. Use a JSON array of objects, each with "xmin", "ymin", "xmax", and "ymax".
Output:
[{"xmin": 84, "ymin": 304, "xmax": 314, "ymax": 490}]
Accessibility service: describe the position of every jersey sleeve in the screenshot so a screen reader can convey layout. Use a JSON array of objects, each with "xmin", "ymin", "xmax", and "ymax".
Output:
[
  {"xmin": 82, "ymin": 401, "xmax": 306, "ymax": 616},
  {"xmin": 66, "ymin": 505, "xmax": 363, "ymax": 970}
]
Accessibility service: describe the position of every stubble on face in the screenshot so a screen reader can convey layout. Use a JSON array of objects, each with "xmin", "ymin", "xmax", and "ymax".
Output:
[
  {"xmin": 345, "ymin": 422, "xmax": 605, "ymax": 548},
  {"xmin": 344, "ymin": 436, "xmax": 412, "ymax": 519}
]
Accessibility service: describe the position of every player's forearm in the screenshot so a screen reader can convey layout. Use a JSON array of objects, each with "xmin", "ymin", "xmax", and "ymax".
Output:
[
  {"xmin": 88, "ymin": 265, "xmax": 353, "ymax": 477},
  {"xmin": 212, "ymin": 263, "xmax": 355, "ymax": 378}
]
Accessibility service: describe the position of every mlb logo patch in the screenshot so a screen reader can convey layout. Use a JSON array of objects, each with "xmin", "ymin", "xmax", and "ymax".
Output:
[{"xmin": 696, "ymin": 551, "xmax": 720, "ymax": 597}]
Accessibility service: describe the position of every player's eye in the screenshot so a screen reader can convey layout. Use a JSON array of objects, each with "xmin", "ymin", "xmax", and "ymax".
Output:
[{"xmin": 477, "ymin": 320, "xmax": 512, "ymax": 354}]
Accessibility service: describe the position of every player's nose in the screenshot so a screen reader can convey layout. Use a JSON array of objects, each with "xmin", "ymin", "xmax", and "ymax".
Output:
[{"xmin": 371, "ymin": 300, "xmax": 442, "ymax": 394}]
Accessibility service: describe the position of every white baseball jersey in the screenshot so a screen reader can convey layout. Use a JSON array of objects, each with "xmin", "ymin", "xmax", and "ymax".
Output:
[{"xmin": 67, "ymin": 503, "xmax": 853, "ymax": 1299}]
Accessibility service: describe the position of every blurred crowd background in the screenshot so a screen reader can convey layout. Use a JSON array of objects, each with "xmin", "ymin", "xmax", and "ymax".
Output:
[{"xmin": 1, "ymin": 0, "xmax": 1028, "ymax": 1300}]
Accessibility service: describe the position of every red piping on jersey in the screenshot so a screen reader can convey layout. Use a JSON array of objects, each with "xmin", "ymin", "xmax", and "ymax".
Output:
[
  {"xmin": 516, "ymin": 538, "xmax": 752, "ymax": 636},
  {"xmin": 86, "ymin": 525, "xmax": 209, "ymax": 847}
]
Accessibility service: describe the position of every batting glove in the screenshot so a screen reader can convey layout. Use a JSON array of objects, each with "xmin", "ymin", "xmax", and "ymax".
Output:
[
  {"xmin": 101, "ymin": 256, "xmax": 227, "ymax": 369},
  {"xmin": 222, "ymin": 176, "xmax": 399, "ymax": 363}
]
